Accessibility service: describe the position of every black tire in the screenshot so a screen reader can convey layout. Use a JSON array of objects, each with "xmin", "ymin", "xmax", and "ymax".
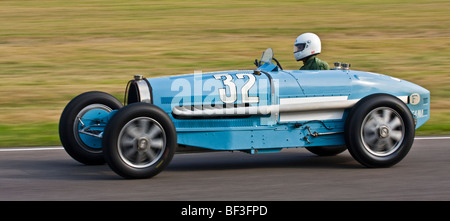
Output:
[
  {"xmin": 103, "ymin": 103, "xmax": 177, "ymax": 179},
  {"xmin": 305, "ymin": 145, "xmax": 347, "ymax": 156},
  {"xmin": 345, "ymin": 94, "xmax": 415, "ymax": 168},
  {"xmin": 59, "ymin": 91, "xmax": 123, "ymax": 165}
]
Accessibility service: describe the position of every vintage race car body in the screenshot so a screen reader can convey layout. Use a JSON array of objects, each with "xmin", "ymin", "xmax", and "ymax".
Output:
[
  {"xmin": 145, "ymin": 66, "xmax": 429, "ymax": 152},
  {"xmin": 60, "ymin": 48, "xmax": 430, "ymax": 178}
]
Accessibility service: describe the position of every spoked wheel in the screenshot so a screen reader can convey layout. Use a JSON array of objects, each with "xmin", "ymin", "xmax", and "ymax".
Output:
[
  {"xmin": 117, "ymin": 117, "xmax": 167, "ymax": 169},
  {"xmin": 59, "ymin": 91, "xmax": 123, "ymax": 165},
  {"xmin": 103, "ymin": 103, "xmax": 176, "ymax": 179},
  {"xmin": 345, "ymin": 94, "xmax": 415, "ymax": 168},
  {"xmin": 361, "ymin": 107, "xmax": 405, "ymax": 157}
]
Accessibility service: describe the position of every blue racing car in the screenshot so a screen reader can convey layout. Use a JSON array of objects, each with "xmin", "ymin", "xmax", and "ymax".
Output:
[{"xmin": 59, "ymin": 48, "xmax": 430, "ymax": 179}]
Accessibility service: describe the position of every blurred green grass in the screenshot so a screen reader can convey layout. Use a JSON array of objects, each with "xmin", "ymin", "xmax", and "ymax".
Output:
[{"xmin": 1, "ymin": 0, "xmax": 449, "ymax": 147}]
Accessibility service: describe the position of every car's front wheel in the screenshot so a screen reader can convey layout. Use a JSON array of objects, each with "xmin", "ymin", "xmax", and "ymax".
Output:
[
  {"xmin": 345, "ymin": 94, "xmax": 415, "ymax": 168},
  {"xmin": 103, "ymin": 103, "xmax": 177, "ymax": 179},
  {"xmin": 59, "ymin": 91, "xmax": 123, "ymax": 165}
]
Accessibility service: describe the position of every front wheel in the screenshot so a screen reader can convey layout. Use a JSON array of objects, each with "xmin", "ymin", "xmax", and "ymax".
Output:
[
  {"xmin": 345, "ymin": 94, "xmax": 415, "ymax": 168},
  {"xmin": 103, "ymin": 103, "xmax": 177, "ymax": 179},
  {"xmin": 59, "ymin": 91, "xmax": 123, "ymax": 165}
]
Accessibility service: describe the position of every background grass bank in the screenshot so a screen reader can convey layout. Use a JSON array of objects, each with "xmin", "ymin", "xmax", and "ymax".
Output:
[{"xmin": 1, "ymin": 0, "xmax": 449, "ymax": 147}]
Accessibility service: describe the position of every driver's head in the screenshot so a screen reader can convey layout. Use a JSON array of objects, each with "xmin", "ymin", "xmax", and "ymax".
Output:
[{"xmin": 293, "ymin": 33, "xmax": 322, "ymax": 61}]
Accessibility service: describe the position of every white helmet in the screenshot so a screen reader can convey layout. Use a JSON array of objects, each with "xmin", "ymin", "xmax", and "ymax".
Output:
[{"xmin": 293, "ymin": 33, "xmax": 322, "ymax": 61}]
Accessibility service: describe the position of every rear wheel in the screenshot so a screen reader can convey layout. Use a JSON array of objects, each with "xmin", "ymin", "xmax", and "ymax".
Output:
[
  {"xmin": 59, "ymin": 91, "xmax": 123, "ymax": 165},
  {"xmin": 103, "ymin": 103, "xmax": 176, "ymax": 179},
  {"xmin": 345, "ymin": 94, "xmax": 415, "ymax": 167}
]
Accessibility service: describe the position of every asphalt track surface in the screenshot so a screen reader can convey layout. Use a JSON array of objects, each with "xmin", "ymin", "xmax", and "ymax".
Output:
[{"xmin": 0, "ymin": 136, "xmax": 449, "ymax": 201}]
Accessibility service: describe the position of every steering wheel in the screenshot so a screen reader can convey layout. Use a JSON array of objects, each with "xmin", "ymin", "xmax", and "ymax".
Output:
[
  {"xmin": 254, "ymin": 57, "xmax": 283, "ymax": 70},
  {"xmin": 272, "ymin": 57, "xmax": 283, "ymax": 70}
]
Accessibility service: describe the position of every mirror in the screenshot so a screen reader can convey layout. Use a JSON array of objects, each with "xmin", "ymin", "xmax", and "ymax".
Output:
[{"xmin": 260, "ymin": 48, "xmax": 273, "ymax": 64}]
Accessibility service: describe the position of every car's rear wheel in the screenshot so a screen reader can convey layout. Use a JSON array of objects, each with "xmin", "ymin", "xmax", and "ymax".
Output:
[
  {"xmin": 59, "ymin": 91, "xmax": 123, "ymax": 165},
  {"xmin": 345, "ymin": 94, "xmax": 415, "ymax": 167},
  {"xmin": 103, "ymin": 103, "xmax": 176, "ymax": 179}
]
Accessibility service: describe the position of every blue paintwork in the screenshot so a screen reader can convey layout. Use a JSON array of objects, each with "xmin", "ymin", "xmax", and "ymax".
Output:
[
  {"xmin": 77, "ymin": 108, "xmax": 110, "ymax": 149},
  {"xmin": 79, "ymin": 50, "xmax": 429, "ymax": 154},
  {"xmin": 142, "ymin": 59, "xmax": 430, "ymax": 153}
]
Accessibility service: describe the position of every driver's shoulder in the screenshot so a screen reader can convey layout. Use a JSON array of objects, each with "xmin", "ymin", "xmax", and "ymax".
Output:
[
  {"xmin": 314, "ymin": 56, "xmax": 330, "ymax": 70},
  {"xmin": 300, "ymin": 56, "xmax": 329, "ymax": 70}
]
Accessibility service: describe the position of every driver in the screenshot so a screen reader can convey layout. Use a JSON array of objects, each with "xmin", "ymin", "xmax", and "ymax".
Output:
[{"xmin": 293, "ymin": 33, "xmax": 330, "ymax": 70}]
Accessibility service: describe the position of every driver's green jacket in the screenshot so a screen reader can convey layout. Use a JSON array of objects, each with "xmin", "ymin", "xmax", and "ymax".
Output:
[{"xmin": 300, "ymin": 55, "xmax": 330, "ymax": 70}]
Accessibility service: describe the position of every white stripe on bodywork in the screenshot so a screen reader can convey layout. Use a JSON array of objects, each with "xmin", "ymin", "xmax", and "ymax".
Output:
[
  {"xmin": 278, "ymin": 96, "xmax": 358, "ymax": 113},
  {"xmin": 279, "ymin": 96, "xmax": 357, "ymax": 122},
  {"xmin": 279, "ymin": 110, "xmax": 346, "ymax": 122},
  {"xmin": 280, "ymin": 96, "xmax": 349, "ymax": 105},
  {"xmin": 397, "ymin": 96, "xmax": 408, "ymax": 104},
  {"xmin": 172, "ymin": 95, "xmax": 409, "ymax": 120},
  {"xmin": 278, "ymin": 95, "xmax": 409, "ymax": 122}
]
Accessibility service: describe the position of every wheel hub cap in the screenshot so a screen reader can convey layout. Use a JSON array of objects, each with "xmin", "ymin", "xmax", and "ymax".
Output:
[
  {"xmin": 379, "ymin": 126, "xmax": 390, "ymax": 138},
  {"xmin": 137, "ymin": 137, "xmax": 150, "ymax": 151}
]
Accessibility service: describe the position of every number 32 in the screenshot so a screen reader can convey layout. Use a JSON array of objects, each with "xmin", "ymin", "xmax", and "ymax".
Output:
[{"xmin": 213, "ymin": 73, "xmax": 259, "ymax": 104}]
